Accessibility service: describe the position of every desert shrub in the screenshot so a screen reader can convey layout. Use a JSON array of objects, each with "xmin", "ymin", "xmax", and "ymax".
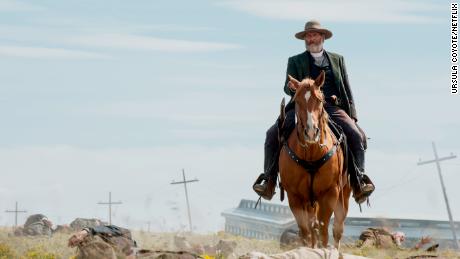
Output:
[
  {"xmin": 22, "ymin": 246, "xmax": 57, "ymax": 259},
  {"xmin": 0, "ymin": 243, "xmax": 17, "ymax": 259}
]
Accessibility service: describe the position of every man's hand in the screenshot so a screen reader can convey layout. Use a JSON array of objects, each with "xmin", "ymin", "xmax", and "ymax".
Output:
[{"xmin": 68, "ymin": 229, "xmax": 89, "ymax": 247}]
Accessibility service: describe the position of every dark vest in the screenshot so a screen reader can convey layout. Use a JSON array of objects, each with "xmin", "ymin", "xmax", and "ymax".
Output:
[{"xmin": 308, "ymin": 53, "xmax": 340, "ymax": 102}]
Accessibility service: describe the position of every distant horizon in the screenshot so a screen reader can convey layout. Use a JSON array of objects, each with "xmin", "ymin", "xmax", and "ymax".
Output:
[{"xmin": 5, "ymin": 197, "xmax": 460, "ymax": 232}]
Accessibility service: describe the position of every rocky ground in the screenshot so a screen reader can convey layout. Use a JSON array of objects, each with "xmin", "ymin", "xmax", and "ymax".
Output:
[{"xmin": 1, "ymin": 227, "xmax": 459, "ymax": 258}]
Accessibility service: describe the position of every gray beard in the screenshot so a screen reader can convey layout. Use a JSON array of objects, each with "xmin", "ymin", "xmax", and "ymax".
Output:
[{"xmin": 306, "ymin": 42, "xmax": 323, "ymax": 53}]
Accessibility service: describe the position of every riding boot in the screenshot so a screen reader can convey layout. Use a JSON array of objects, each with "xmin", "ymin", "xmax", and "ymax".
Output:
[
  {"xmin": 253, "ymin": 165, "xmax": 278, "ymax": 200},
  {"xmin": 253, "ymin": 123, "xmax": 280, "ymax": 200},
  {"xmin": 349, "ymin": 146, "xmax": 375, "ymax": 204},
  {"xmin": 352, "ymin": 171, "xmax": 375, "ymax": 204}
]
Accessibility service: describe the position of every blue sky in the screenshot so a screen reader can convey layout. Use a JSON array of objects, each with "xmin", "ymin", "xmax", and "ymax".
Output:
[{"xmin": 0, "ymin": 0, "xmax": 458, "ymax": 233}]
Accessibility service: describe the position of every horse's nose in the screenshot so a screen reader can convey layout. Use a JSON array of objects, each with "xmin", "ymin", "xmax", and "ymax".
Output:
[
  {"xmin": 304, "ymin": 126, "xmax": 320, "ymax": 142},
  {"xmin": 305, "ymin": 127, "xmax": 315, "ymax": 140},
  {"xmin": 315, "ymin": 127, "xmax": 321, "ymax": 141}
]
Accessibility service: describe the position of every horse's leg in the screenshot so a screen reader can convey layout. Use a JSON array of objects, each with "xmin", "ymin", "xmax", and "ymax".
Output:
[
  {"xmin": 317, "ymin": 186, "xmax": 339, "ymax": 248},
  {"xmin": 306, "ymin": 204, "xmax": 318, "ymax": 248},
  {"xmin": 333, "ymin": 184, "xmax": 352, "ymax": 250},
  {"xmin": 287, "ymin": 192, "xmax": 309, "ymax": 245}
]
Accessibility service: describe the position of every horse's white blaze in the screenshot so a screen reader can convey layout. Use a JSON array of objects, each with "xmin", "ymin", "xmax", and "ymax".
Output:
[
  {"xmin": 307, "ymin": 111, "xmax": 314, "ymax": 130},
  {"xmin": 303, "ymin": 89, "xmax": 315, "ymax": 139},
  {"xmin": 304, "ymin": 91, "xmax": 311, "ymax": 103}
]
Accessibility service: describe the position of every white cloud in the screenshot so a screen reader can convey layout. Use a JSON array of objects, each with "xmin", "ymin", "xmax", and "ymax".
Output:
[
  {"xmin": 127, "ymin": 24, "xmax": 217, "ymax": 32},
  {"xmin": 217, "ymin": 0, "xmax": 442, "ymax": 23},
  {"xmin": 66, "ymin": 33, "xmax": 242, "ymax": 52},
  {"xmin": 0, "ymin": 25, "xmax": 240, "ymax": 56},
  {"xmin": 0, "ymin": 0, "xmax": 44, "ymax": 12},
  {"xmin": 0, "ymin": 24, "xmax": 218, "ymax": 45},
  {"xmin": 0, "ymin": 45, "xmax": 111, "ymax": 60},
  {"xmin": 77, "ymin": 92, "xmax": 276, "ymax": 126}
]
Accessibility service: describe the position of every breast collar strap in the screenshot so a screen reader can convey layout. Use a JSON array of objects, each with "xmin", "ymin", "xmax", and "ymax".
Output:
[
  {"xmin": 282, "ymin": 133, "xmax": 343, "ymax": 206},
  {"xmin": 284, "ymin": 131, "xmax": 342, "ymax": 172}
]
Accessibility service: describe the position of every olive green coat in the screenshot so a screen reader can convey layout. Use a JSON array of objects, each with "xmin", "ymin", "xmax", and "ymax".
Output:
[{"xmin": 283, "ymin": 50, "xmax": 358, "ymax": 121}]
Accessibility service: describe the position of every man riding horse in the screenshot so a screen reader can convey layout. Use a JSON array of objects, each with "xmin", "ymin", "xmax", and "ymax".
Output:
[{"xmin": 253, "ymin": 20, "xmax": 375, "ymax": 204}]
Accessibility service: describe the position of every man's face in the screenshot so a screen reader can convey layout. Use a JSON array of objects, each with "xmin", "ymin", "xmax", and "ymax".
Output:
[{"xmin": 305, "ymin": 31, "xmax": 324, "ymax": 53}]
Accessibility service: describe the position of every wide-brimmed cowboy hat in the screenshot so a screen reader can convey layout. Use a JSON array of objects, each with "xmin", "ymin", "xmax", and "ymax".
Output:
[{"xmin": 295, "ymin": 20, "xmax": 333, "ymax": 40}]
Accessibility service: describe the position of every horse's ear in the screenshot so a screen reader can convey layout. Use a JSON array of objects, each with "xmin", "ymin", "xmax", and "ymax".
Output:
[
  {"xmin": 288, "ymin": 75, "xmax": 300, "ymax": 92},
  {"xmin": 314, "ymin": 71, "xmax": 325, "ymax": 88}
]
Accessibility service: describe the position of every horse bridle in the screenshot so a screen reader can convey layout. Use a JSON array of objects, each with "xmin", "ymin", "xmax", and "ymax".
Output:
[{"xmin": 295, "ymin": 104, "xmax": 326, "ymax": 149}]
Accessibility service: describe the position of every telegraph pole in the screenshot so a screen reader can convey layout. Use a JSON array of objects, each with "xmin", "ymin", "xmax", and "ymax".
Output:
[
  {"xmin": 418, "ymin": 141, "xmax": 458, "ymax": 249},
  {"xmin": 5, "ymin": 202, "xmax": 27, "ymax": 227},
  {"xmin": 97, "ymin": 192, "xmax": 122, "ymax": 225},
  {"xmin": 171, "ymin": 169, "xmax": 198, "ymax": 232}
]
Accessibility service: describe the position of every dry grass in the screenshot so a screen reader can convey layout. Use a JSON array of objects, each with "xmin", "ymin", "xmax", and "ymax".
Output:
[
  {"xmin": 0, "ymin": 227, "xmax": 72, "ymax": 258},
  {"xmin": 1, "ymin": 227, "xmax": 460, "ymax": 258}
]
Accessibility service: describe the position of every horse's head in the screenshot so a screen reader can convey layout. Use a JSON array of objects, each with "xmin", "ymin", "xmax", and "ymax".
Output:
[{"xmin": 288, "ymin": 71, "xmax": 326, "ymax": 146}]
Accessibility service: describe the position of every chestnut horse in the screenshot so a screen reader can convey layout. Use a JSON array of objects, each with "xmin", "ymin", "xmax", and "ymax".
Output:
[{"xmin": 279, "ymin": 71, "xmax": 351, "ymax": 249}]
